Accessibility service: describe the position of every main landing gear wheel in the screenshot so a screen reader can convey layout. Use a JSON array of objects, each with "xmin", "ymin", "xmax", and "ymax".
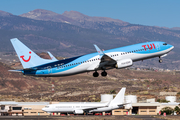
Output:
[
  {"xmin": 159, "ymin": 56, "xmax": 163, "ymax": 63},
  {"xmin": 101, "ymin": 71, "xmax": 107, "ymax": 77},
  {"xmin": 93, "ymin": 71, "xmax": 99, "ymax": 77}
]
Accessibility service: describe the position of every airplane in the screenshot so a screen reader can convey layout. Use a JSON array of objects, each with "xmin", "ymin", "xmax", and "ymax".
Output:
[
  {"xmin": 9, "ymin": 38, "xmax": 174, "ymax": 77},
  {"xmin": 42, "ymin": 87, "xmax": 128, "ymax": 114}
]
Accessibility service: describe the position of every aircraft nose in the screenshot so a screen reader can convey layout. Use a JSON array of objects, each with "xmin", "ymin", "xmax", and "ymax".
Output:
[
  {"xmin": 171, "ymin": 45, "xmax": 174, "ymax": 50},
  {"xmin": 42, "ymin": 107, "xmax": 46, "ymax": 111}
]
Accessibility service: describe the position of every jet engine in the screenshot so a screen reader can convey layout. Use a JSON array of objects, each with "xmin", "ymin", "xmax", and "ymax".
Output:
[
  {"xmin": 115, "ymin": 59, "xmax": 133, "ymax": 69},
  {"xmin": 73, "ymin": 109, "xmax": 84, "ymax": 114}
]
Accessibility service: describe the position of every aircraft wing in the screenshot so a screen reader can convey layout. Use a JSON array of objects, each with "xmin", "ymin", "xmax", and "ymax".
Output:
[
  {"xmin": 82, "ymin": 105, "xmax": 108, "ymax": 111},
  {"xmin": 79, "ymin": 103, "xmax": 129, "ymax": 112},
  {"xmin": 94, "ymin": 44, "xmax": 117, "ymax": 70},
  {"xmin": 100, "ymin": 54, "xmax": 116, "ymax": 63},
  {"xmin": 116, "ymin": 103, "xmax": 131, "ymax": 107}
]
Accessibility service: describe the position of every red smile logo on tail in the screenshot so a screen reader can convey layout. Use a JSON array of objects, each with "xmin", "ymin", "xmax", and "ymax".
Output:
[{"xmin": 20, "ymin": 51, "xmax": 31, "ymax": 62}]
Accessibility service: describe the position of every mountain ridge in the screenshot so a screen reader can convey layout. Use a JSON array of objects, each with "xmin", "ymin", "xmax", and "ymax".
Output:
[
  {"xmin": 20, "ymin": 9, "xmax": 76, "ymax": 24},
  {"xmin": 1, "ymin": 60, "xmax": 180, "ymax": 102},
  {"xmin": 20, "ymin": 9, "xmax": 129, "ymax": 26},
  {"xmin": 0, "ymin": 10, "xmax": 13, "ymax": 16}
]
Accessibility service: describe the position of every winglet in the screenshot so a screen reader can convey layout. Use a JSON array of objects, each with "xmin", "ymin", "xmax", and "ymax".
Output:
[
  {"xmin": 47, "ymin": 51, "xmax": 58, "ymax": 61},
  {"xmin": 93, "ymin": 44, "xmax": 104, "ymax": 58}
]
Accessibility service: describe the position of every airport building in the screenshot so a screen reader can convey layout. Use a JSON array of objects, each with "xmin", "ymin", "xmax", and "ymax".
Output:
[
  {"xmin": 0, "ymin": 101, "xmax": 50, "ymax": 116},
  {"xmin": 0, "ymin": 95, "xmax": 179, "ymax": 116},
  {"xmin": 112, "ymin": 103, "xmax": 160, "ymax": 115}
]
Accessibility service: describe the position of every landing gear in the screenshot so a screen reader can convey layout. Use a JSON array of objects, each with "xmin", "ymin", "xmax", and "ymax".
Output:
[
  {"xmin": 159, "ymin": 56, "xmax": 163, "ymax": 63},
  {"xmin": 93, "ymin": 71, "xmax": 107, "ymax": 77},
  {"xmin": 101, "ymin": 71, "xmax": 107, "ymax": 77},
  {"xmin": 93, "ymin": 71, "xmax": 99, "ymax": 77}
]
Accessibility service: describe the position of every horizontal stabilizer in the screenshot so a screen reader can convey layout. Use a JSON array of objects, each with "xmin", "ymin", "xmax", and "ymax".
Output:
[
  {"xmin": 117, "ymin": 103, "xmax": 131, "ymax": 106},
  {"xmin": 9, "ymin": 68, "xmax": 37, "ymax": 72},
  {"xmin": 8, "ymin": 70, "xmax": 23, "ymax": 72}
]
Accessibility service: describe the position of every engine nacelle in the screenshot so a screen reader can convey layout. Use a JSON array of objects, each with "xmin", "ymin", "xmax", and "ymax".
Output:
[
  {"xmin": 115, "ymin": 59, "xmax": 133, "ymax": 69},
  {"xmin": 73, "ymin": 109, "xmax": 84, "ymax": 114}
]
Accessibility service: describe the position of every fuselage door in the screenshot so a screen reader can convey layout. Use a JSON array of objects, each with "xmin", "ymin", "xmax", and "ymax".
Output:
[
  {"xmin": 47, "ymin": 66, "xmax": 52, "ymax": 74},
  {"xmin": 156, "ymin": 43, "xmax": 161, "ymax": 51}
]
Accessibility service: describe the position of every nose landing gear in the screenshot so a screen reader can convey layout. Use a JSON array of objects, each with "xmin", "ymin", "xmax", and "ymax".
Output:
[{"xmin": 159, "ymin": 56, "xmax": 163, "ymax": 63}]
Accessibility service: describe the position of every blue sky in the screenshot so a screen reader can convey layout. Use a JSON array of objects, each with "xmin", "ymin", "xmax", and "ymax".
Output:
[{"xmin": 0, "ymin": 0, "xmax": 180, "ymax": 28}]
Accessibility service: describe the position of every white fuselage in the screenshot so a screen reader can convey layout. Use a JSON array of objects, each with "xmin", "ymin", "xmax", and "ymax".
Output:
[{"xmin": 42, "ymin": 102, "xmax": 123, "ymax": 113}]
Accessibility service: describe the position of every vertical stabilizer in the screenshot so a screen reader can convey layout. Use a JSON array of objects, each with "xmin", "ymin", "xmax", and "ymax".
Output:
[
  {"xmin": 10, "ymin": 38, "xmax": 53, "ymax": 69},
  {"xmin": 109, "ymin": 87, "xmax": 126, "ymax": 106}
]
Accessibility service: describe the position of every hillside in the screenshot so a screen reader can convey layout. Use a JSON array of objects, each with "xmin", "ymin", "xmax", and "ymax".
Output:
[
  {"xmin": 0, "ymin": 60, "xmax": 180, "ymax": 102},
  {"xmin": 0, "ymin": 9, "xmax": 179, "ymax": 70}
]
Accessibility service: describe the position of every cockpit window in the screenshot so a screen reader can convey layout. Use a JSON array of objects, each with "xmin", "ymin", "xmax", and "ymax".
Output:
[
  {"xmin": 163, "ymin": 43, "xmax": 167, "ymax": 45},
  {"xmin": 45, "ymin": 106, "xmax": 49, "ymax": 108}
]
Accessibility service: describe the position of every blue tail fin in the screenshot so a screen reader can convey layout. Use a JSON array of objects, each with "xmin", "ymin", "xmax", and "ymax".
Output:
[{"xmin": 10, "ymin": 38, "xmax": 54, "ymax": 69}]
